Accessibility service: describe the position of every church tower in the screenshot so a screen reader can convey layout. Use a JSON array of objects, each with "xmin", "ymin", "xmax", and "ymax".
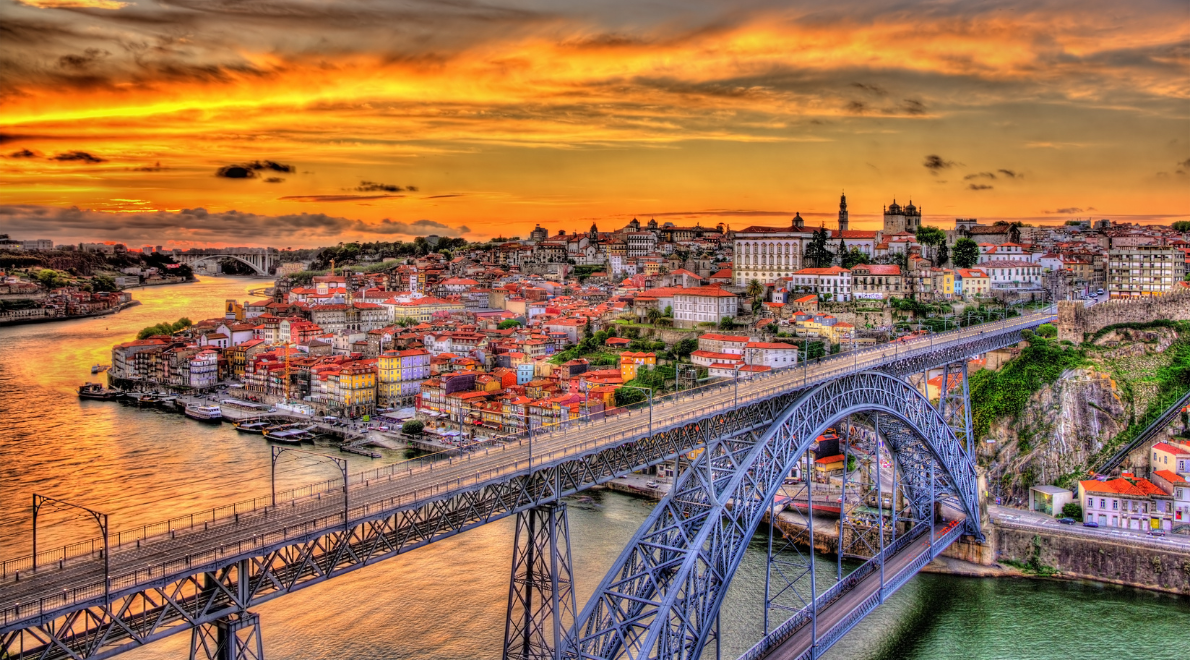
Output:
[{"xmin": 838, "ymin": 192, "xmax": 849, "ymax": 233}]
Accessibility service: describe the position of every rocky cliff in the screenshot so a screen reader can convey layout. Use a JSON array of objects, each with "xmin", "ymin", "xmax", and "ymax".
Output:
[
  {"xmin": 981, "ymin": 368, "xmax": 1125, "ymax": 504},
  {"xmin": 979, "ymin": 325, "xmax": 1187, "ymax": 504}
]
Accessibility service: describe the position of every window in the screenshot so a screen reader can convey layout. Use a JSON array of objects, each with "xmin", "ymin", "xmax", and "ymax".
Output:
[{"xmin": 1112, "ymin": 500, "xmax": 1118, "ymax": 510}]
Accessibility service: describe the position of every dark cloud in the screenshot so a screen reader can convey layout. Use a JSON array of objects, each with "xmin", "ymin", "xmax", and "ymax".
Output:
[
  {"xmin": 8, "ymin": 149, "xmax": 36, "ymax": 158},
  {"xmin": 1180, "ymin": 158, "xmax": 1190, "ymax": 168},
  {"xmin": 967, "ymin": 183, "xmax": 993, "ymax": 191},
  {"xmin": 264, "ymin": 177, "xmax": 285, "ymax": 183},
  {"xmin": 216, "ymin": 165, "xmax": 255, "ymax": 178},
  {"xmin": 1045, "ymin": 207, "xmax": 1084, "ymax": 214},
  {"xmin": 355, "ymin": 180, "xmax": 417, "ymax": 193},
  {"xmin": 845, "ymin": 100, "xmax": 867, "ymax": 114},
  {"xmin": 50, "ymin": 151, "xmax": 105, "ymax": 163},
  {"xmin": 0, "ymin": 204, "xmax": 470, "ymax": 244},
  {"xmin": 215, "ymin": 160, "xmax": 295, "ymax": 178},
  {"xmin": 424, "ymin": 194, "xmax": 465, "ymax": 199},
  {"xmin": 964, "ymin": 172, "xmax": 997, "ymax": 180},
  {"xmin": 371, "ymin": 218, "xmax": 470, "ymax": 235},
  {"xmin": 58, "ymin": 48, "xmax": 109, "ymax": 71},
  {"xmin": 280, "ymin": 194, "xmax": 405, "ymax": 202},
  {"xmin": 923, "ymin": 154, "xmax": 956, "ymax": 173},
  {"xmin": 850, "ymin": 82, "xmax": 887, "ymax": 95},
  {"xmin": 998, "ymin": 169, "xmax": 1020, "ymax": 178},
  {"xmin": 899, "ymin": 98, "xmax": 926, "ymax": 115},
  {"xmin": 131, "ymin": 161, "xmax": 167, "ymax": 172}
]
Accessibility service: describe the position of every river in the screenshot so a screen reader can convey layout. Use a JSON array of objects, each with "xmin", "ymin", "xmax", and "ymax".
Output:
[{"xmin": 0, "ymin": 276, "xmax": 1185, "ymax": 659}]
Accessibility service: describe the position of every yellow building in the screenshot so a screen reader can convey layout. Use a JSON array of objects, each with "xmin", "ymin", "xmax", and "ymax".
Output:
[
  {"xmin": 334, "ymin": 363, "xmax": 376, "ymax": 415},
  {"xmin": 934, "ymin": 269, "xmax": 955, "ymax": 299},
  {"xmin": 378, "ymin": 351, "xmax": 402, "ymax": 406},
  {"xmin": 392, "ymin": 296, "xmax": 466, "ymax": 322},
  {"xmin": 619, "ymin": 351, "xmax": 656, "ymax": 382}
]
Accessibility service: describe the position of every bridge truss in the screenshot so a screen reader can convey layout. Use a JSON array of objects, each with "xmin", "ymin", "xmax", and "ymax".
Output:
[{"xmin": 1, "ymin": 313, "xmax": 1050, "ymax": 660}]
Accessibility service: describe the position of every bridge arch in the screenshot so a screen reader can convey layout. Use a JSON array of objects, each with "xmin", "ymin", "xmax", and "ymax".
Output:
[
  {"xmin": 185, "ymin": 254, "xmax": 269, "ymax": 276},
  {"xmin": 568, "ymin": 370, "xmax": 977, "ymax": 660}
]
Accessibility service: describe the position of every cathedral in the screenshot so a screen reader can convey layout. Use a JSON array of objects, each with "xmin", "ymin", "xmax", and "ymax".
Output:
[{"xmin": 882, "ymin": 199, "xmax": 921, "ymax": 234}]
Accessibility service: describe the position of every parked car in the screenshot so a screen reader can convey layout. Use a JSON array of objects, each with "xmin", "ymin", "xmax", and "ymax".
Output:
[
  {"xmin": 1083, "ymin": 521, "xmax": 1099, "ymax": 528},
  {"xmin": 1058, "ymin": 518, "xmax": 1075, "ymax": 525},
  {"xmin": 645, "ymin": 481, "xmax": 659, "ymax": 489},
  {"xmin": 1147, "ymin": 529, "xmax": 1167, "ymax": 537}
]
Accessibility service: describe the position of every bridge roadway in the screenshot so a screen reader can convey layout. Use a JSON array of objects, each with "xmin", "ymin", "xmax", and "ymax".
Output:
[
  {"xmin": 763, "ymin": 524, "xmax": 952, "ymax": 660},
  {"xmin": 0, "ymin": 311, "xmax": 1051, "ymax": 637}
]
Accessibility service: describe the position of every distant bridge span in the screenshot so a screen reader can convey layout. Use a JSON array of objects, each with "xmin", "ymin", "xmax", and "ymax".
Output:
[
  {"xmin": 0, "ymin": 311, "xmax": 1054, "ymax": 660},
  {"xmin": 175, "ymin": 249, "xmax": 277, "ymax": 276}
]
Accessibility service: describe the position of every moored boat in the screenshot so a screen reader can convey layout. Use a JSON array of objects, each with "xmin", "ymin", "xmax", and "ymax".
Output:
[
  {"xmin": 265, "ymin": 428, "xmax": 311, "ymax": 444},
  {"xmin": 234, "ymin": 421, "xmax": 268, "ymax": 434},
  {"xmin": 90, "ymin": 364, "xmax": 109, "ymax": 374},
  {"xmin": 184, "ymin": 405, "xmax": 223, "ymax": 422},
  {"xmin": 78, "ymin": 382, "xmax": 121, "ymax": 400}
]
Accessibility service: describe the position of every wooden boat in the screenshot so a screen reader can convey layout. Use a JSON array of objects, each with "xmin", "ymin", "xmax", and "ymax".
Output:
[{"xmin": 78, "ymin": 382, "xmax": 120, "ymax": 400}]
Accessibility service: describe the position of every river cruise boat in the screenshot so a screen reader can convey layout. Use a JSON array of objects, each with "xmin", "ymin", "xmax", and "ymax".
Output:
[
  {"xmin": 184, "ymin": 405, "xmax": 223, "ymax": 423},
  {"xmin": 234, "ymin": 421, "xmax": 269, "ymax": 434},
  {"xmin": 78, "ymin": 382, "xmax": 120, "ymax": 400},
  {"xmin": 90, "ymin": 364, "xmax": 109, "ymax": 374}
]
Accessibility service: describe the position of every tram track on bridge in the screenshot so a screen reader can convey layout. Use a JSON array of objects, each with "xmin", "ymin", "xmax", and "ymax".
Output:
[{"xmin": 0, "ymin": 312, "xmax": 1051, "ymax": 638}]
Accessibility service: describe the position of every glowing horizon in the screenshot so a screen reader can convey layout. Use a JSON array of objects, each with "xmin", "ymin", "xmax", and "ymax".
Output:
[{"xmin": 2, "ymin": 0, "xmax": 1187, "ymax": 248}]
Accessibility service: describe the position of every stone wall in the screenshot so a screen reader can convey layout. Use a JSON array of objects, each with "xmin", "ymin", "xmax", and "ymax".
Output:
[
  {"xmin": 994, "ymin": 521, "xmax": 1190, "ymax": 594},
  {"xmin": 1057, "ymin": 289, "xmax": 1190, "ymax": 343}
]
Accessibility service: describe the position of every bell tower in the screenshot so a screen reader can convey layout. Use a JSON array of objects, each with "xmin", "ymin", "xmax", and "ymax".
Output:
[{"xmin": 838, "ymin": 192, "xmax": 849, "ymax": 233}]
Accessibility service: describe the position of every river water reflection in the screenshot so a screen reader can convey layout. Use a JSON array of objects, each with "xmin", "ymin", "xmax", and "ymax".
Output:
[{"xmin": 0, "ymin": 276, "xmax": 1185, "ymax": 659}]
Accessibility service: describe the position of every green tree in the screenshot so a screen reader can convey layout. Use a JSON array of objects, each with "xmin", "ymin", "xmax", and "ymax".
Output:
[
  {"xmin": 401, "ymin": 420, "xmax": 424, "ymax": 435},
  {"xmin": 745, "ymin": 279, "xmax": 764, "ymax": 300},
  {"xmin": 663, "ymin": 305, "xmax": 673, "ymax": 317},
  {"xmin": 1036, "ymin": 323, "xmax": 1057, "ymax": 338},
  {"xmin": 1061, "ymin": 502, "xmax": 1083, "ymax": 520},
  {"xmin": 804, "ymin": 226, "xmax": 834, "ymax": 268},
  {"xmin": 841, "ymin": 247, "xmax": 870, "ymax": 270},
  {"xmin": 751, "ymin": 297, "xmax": 763, "ymax": 315},
  {"xmin": 91, "ymin": 274, "xmax": 119, "ymax": 292},
  {"xmin": 35, "ymin": 268, "xmax": 69, "ymax": 289},
  {"xmin": 1172, "ymin": 220, "xmax": 1190, "ymax": 232},
  {"xmin": 498, "ymin": 319, "xmax": 522, "ymax": 330},
  {"xmin": 674, "ymin": 337, "xmax": 698, "ymax": 359},
  {"xmin": 835, "ymin": 238, "xmax": 847, "ymax": 265},
  {"xmin": 952, "ymin": 238, "xmax": 980, "ymax": 268},
  {"xmin": 936, "ymin": 242, "xmax": 950, "ymax": 267},
  {"xmin": 719, "ymin": 316, "xmax": 735, "ymax": 330},
  {"xmin": 646, "ymin": 307, "xmax": 662, "ymax": 325},
  {"xmin": 614, "ymin": 387, "xmax": 647, "ymax": 407}
]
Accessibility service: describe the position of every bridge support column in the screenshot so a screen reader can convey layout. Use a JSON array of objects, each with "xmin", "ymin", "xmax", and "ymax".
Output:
[
  {"xmin": 190, "ymin": 611, "xmax": 264, "ymax": 660},
  {"xmin": 503, "ymin": 503, "xmax": 576, "ymax": 660}
]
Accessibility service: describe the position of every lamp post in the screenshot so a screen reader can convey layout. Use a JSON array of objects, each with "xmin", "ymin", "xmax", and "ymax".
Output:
[
  {"xmin": 33, "ymin": 494, "xmax": 110, "ymax": 603},
  {"xmin": 272, "ymin": 446, "xmax": 348, "ymax": 527},
  {"xmin": 620, "ymin": 385, "xmax": 653, "ymax": 436}
]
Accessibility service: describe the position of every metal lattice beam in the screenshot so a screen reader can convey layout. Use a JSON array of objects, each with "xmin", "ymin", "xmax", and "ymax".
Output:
[
  {"xmin": 567, "ymin": 371, "xmax": 979, "ymax": 660},
  {"xmin": 504, "ymin": 504, "xmax": 578, "ymax": 660}
]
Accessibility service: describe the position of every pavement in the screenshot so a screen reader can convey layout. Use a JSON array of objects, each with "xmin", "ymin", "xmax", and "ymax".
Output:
[{"xmin": 989, "ymin": 505, "xmax": 1190, "ymax": 551}]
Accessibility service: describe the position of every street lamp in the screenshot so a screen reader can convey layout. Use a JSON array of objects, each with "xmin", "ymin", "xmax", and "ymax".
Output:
[
  {"xmin": 620, "ymin": 384, "xmax": 653, "ymax": 436},
  {"xmin": 32, "ymin": 494, "xmax": 110, "ymax": 603},
  {"xmin": 272, "ymin": 446, "xmax": 348, "ymax": 528}
]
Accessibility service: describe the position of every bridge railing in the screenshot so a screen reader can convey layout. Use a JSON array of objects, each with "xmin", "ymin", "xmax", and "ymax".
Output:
[
  {"xmin": 0, "ymin": 311, "xmax": 1051, "ymax": 588},
  {"xmin": 737, "ymin": 518, "xmax": 970, "ymax": 660}
]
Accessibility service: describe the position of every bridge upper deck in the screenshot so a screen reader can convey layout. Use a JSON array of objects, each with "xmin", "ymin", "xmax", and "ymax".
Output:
[{"xmin": 0, "ymin": 310, "xmax": 1052, "ymax": 633}]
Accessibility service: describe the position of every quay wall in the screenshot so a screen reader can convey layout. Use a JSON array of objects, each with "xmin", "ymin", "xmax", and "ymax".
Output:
[{"xmin": 993, "ymin": 522, "xmax": 1190, "ymax": 594}]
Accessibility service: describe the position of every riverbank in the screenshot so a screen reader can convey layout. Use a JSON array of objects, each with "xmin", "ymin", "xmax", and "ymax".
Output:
[{"xmin": 0, "ymin": 299, "xmax": 141, "ymax": 327}]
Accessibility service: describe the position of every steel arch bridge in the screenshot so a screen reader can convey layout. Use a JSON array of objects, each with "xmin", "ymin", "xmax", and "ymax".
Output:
[
  {"xmin": 0, "ymin": 312, "xmax": 1052, "ymax": 660},
  {"xmin": 567, "ymin": 371, "xmax": 974, "ymax": 660},
  {"xmin": 175, "ymin": 250, "xmax": 275, "ymax": 276}
]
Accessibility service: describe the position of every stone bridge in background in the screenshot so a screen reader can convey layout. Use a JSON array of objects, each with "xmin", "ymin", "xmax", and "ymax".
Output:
[{"xmin": 175, "ymin": 248, "xmax": 278, "ymax": 276}]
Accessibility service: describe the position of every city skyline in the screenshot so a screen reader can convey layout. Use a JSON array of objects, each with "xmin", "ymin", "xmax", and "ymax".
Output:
[{"xmin": 2, "ymin": 0, "xmax": 1188, "ymax": 248}]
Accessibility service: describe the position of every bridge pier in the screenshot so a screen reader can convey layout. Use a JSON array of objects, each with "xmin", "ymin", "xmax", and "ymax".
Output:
[
  {"xmin": 189, "ymin": 611, "xmax": 264, "ymax": 660},
  {"xmin": 503, "ymin": 503, "xmax": 576, "ymax": 660}
]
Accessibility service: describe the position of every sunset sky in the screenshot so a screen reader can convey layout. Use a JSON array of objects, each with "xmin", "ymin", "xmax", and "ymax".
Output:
[{"xmin": 2, "ymin": 0, "xmax": 1187, "ymax": 248}]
